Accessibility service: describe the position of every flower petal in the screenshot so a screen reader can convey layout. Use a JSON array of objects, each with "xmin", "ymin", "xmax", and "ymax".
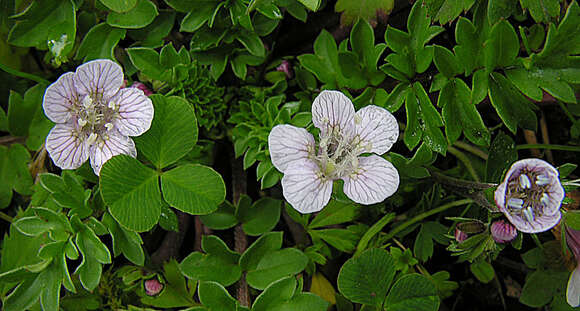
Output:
[
  {"xmin": 311, "ymin": 90, "xmax": 355, "ymax": 137},
  {"xmin": 353, "ymin": 105, "xmax": 399, "ymax": 155},
  {"xmin": 504, "ymin": 211, "xmax": 561, "ymax": 234},
  {"xmin": 74, "ymin": 59, "xmax": 124, "ymax": 97},
  {"xmin": 45, "ymin": 123, "xmax": 89, "ymax": 170},
  {"xmin": 89, "ymin": 131, "xmax": 137, "ymax": 175},
  {"xmin": 112, "ymin": 88, "xmax": 154, "ymax": 136},
  {"xmin": 342, "ymin": 155, "xmax": 399, "ymax": 205},
  {"xmin": 268, "ymin": 124, "xmax": 315, "ymax": 173},
  {"xmin": 281, "ymin": 159, "xmax": 332, "ymax": 213},
  {"xmin": 568, "ymin": 266, "xmax": 580, "ymax": 307},
  {"xmin": 43, "ymin": 72, "xmax": 77, "ymax": 123}
]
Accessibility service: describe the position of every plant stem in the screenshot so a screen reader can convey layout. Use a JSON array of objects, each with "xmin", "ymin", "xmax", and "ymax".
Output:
[
  {"xmin": 516, "ymin": 144, "xmax": 580, "ymax": 152},
  {"xmin": 0, "ymin": 211, "xmax": 13, "ymax": 223},
  {"xmin": 448, "ymin": 146, "xmax": 481, "ymax": 182},
  {"xmin": 231, "ymin": 152, "xmax": 250, "ymax": 307},
  {"xmin": 453, "ymin": 141, "xmax": 488, "ymax": 161},
  {"xmin": 0, "ymin": 63, "xmax": 50, "ymax": 85},
  {"xmin": 384, "ymin": 199, "xmax": 473, "ymax": 241}
]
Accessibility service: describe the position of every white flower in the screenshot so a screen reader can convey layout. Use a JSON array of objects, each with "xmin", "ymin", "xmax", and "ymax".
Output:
[
  {"xmin": 268, "ymin": 90, "xmax": 400, "ymax": 213},
  {"xmin": 43, "ymin": 59, "xmax": 153, "ymax": 175}
]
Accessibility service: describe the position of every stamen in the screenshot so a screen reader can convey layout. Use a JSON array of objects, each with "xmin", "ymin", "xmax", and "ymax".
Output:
[
  {"xmin": 77, "ymin": 118, "xmax": 87, "ymax": 127},
  {"xmin": 536, "ymin": 175, "xmax": 550, "ymax": 186},
  {"xmin": 82, "ymin": 96, "xmax": 93, "ymax": 108},
  {"xmin": 522, "ymin": 207, "xmax": 535, "ymax": 222},
  {"xmin": 540, "ymin": 193, "xmax": 550, "ymax": 206},
  {"xmin": 86, "ymin": 133, "xmax": 97, "ymax": 145},
  {"xmin": 108, "ymin": 101, "xmax": 116, "ymax": 110},
  {"xmin": 104, "ymin": 123, "xmax": 113, "ymax": 131},
  {"xmin": 507, "ymin": 198, "xmax": 524, "ymax": 209},
  {"xmin": 519, "ymin": 174, "xmax": 532, "ymax": 189}
]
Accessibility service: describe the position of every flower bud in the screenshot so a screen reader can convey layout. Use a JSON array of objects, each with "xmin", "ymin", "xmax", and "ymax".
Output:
[
  {"xmin": 144, "ymin": 278, "xmax": 163, "ymax": 296},
  {"xmin": 491, "ymin": 220, "xmax": 517, "ymax": 243},
  {"xmin": 455, "ymin": 228, "xmax": 468, "ymax": 243}
]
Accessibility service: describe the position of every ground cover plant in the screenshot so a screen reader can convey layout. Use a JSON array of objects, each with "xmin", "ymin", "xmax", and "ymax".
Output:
[{"xmin": 0, "ymin": 0, "xmax": 579, "ymax": 310}]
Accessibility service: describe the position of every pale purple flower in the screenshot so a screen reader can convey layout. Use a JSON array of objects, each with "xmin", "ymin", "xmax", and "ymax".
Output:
[
  {"xmin": 276, "ymin": 60, "xmax": 293, "ymax": 79},
  {"xmin": 268, "ymin": 90, "xmax": 400, "ymax": 213},
  {"xmin": 43, "ymin": 59, "xmax": 153, "ymax": 175},
  {"xmin": 454, "ymin": 228, "xmax": 468, "ymax": 243},
  {"xmin": 566, "ymin": 227, "xmax": 580, "ymax": 307},
  {"xmin": 494, "ymin": 159, "xmax": 564, "ymax": 233},
  {"xmin": 144, "ymin": 278, "xmax": 164, "ymax": 296},
  {"xmin": 490, "ymin": 220, "xmax": 517, "ymax": 243}
]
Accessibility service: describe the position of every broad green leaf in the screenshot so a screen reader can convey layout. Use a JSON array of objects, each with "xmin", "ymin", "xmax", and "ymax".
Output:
[
  {"xmin": 180, "ymin": 1, "xmax": 217, "ymax": 32},
  {"xmin": 520, "ymin": 0, "xmax": 560, "ymax": 23},
  {"xmin": 126, "ymin": 47, "xmax": 166, "ymax": 80},
  {"xmin": 4, "ymin": 273, "xmax": 44, "ymax": 311},
  {"xmin": 159, "ymin": 203, "xmax": 179, "ymax": 232},
  {"xmin": 298, "ymin": 30, "xmax": 346, "ymax": 88},
  {"xmin": 134, "ymin": 95, "xmax": 198, "ymax": 168},
  {"xmin": 454, "ymin": 17, "xmax": 485, "ymax": 76},
  {"xmin": 200, "ymin": 201, "xmax": 238, "ymax": 230},
  {"xmin": 309, "ymin": 228, "xmax": 359, "ymax": 253},
  {"xmin": 488, "ymin": 72, "xmax": 537, "ymax": 133},
  {"xmin": 506, "ymin": 67, "xmax": 579, "ymax": 104},
  {"xmin": 237, "ymin": 31, "xmax": 265, "ymax": 57},
  {"xmin": 534, "ymin": 1, "xmax": 580, "ymax": 68},
  {"xmin": 439, "ymin": 78, "xmax": 490, "ymax": 146},
  {"xmin": 252, "ymin": 276, "xmax": 296, "ymax": 311},
  {"xmin": 309, "ymin": 200, "xmax": 360, "ymax": 229},
  {"xmin": 106, "ymin": 0, "xmax": 158, "ymax": 29},
  {"xmin": 487, "ymin": 0, "xmax": 517, "ymax": 25},
  {"xmin": 246, "ymin": 248, "xmax": 308, "ymax": 289},
  {"xmin": 100, "ymin": 0, "xmax": 137, "ymax": 12},
  {"xmin": 238, "ymin": 197, "xmax": 281, "ymax": 236},
  {"xmin": 161, "ymin": 164, "xmax": 226, "ymax": 215},
  {"xmin": 385, "ymin": 274, "xmax": 439, "ymax": 311},
  {"xmin": 424, "ymin": 0, "xmax": 475, "ymax": 24},
  {"xmin": 412, "ymin": 83, "xmax": 447, "ymax": 154},
  {"xmin": 102, "ymin": 212, "xmax": 145, "ymax": 266},
  {"xmin": 8, "ymin": 85, "xmax": 45, "ymax": 137},
  {"xmin": 128, "ymin": 10, "xmax": 176, "ymax": 48},
  {"xmin": 484, "ymin": 20, "xmax": 519, "ymax": 72},
  {"xmin": 469, "ymin": 261, "xmax": 495, "ymax": 283},
  {"xmin": 413, "ymin": 222, "xmax": 448, "ymax": 262},
  {"xmin": 75, "ymin": 225, "xmax": 111, "ymax": 291},
  {"xmin": 13, "ymin": 217, "xmax": 53, "ymax": 236},
  {"xmin": 433, "ymin": 45, "xmax": 462, "ymax": 78},
  {"xmin": 520, "ymin": 270, "xmax": 569, "ymax": 307},
  {"xmin": 297, "ymin": 0, "xmax": 321, "ymax": 11},
  {"xmin": 100, "ymin": 155, "xmax": 162, "ymax": 232},
  {"xmin": 337, "ymin": 248, "xmax": 396, "ymax": 306},
  {"xmin": 7, "ymin": 0, "xmax": 75, "ymax": 49},
  {"xmin": 240, "ymin": 232, "xmax": 283, "ymax": 271},
  {"xmin": 76, "ymin": 23, "xmax": 126, "ymax": 61},
  {"xmin": 198, "ymin": 281, "xmax": 237, "ymax": 311},
  {"xmin": 335, "ymin": 0, "xmax": 394, "ymax": 26}
]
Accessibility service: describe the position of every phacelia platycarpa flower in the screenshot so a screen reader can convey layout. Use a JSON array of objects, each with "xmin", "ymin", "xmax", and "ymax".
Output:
[
  {"xmin": 43, "ymin": 59, "xmax": 153, "ymax": 175},
  {"xmin": 494, "ymin": 159, "xmax": 565, "ymax": 233},
  {"xmin": 268, "ymin": 90, "xmax": 400, "ymax": 213}
]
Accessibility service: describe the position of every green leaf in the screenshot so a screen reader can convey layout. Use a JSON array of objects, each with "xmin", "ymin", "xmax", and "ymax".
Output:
[
  {"xmin": 487, "ymin": 0, "xmax": 517, "ymax": 25},
  {"xmin": 4, "ymin": 273, "xmax": 44, "ymax": 311},
  {"xmin": 534, "ymin": 1, "xmax": 580, "ymax": 68},
  {"xmin": 180, "ymin": 236, "xmax": 241, "ymax": 286},
  {"xmin": 99, "ymin": 0, "xmax": 137, "ymax": 12},
  {"xmin": 469, "ymin": 261, "xmax": 495, "ymax": 283},
  {"xmin": 335, "ymin": 0, "xmax": 394, "ymax": 26},
  {"xmin": 128, "ymin": 10, "xmax": 176, "ymax": 48},
  {"xmin": 454, "ymin": 17, "xmax": 485, "ymax": 76},
  {"xmin": 439, "ymin": 78, "xmax": 490, "ymax": 146},
  {"xmin": 296, "ymin": 0, "xmax": 321, "ymax": 11},
  {"xmin": 520, "ymin": 0, "xmax": 560, "ymax": 23},
  {"xmin": 414, "ymin": 222, "xmax": 448, "ymax": 262},
  {"xmin": 161, "ymin": 164, "xmax": 226, "ymax": 215},
  {"xmin": 8, "ymin": 84, "xmax": 45, "ymax": 137},
  {"xmin": 134, "ymin": 95, "xmax": 198, "ymax": 168},
  {"xmin": 424, "ymin": 0, "xmax": 475, "ymax": 24},
  {"xmin": 159, "ymin": 203, "xmax": 179, "ymax": 232},
  {"xmin": 520, "ymin": 270, "xmax": 569, "ymax": 307},
  {"xmin": 76, "ymin": 23, "xmax": 126, "ymax": 61},
  {"xmin": 309, "ymin": 200, "xmax": 360, "ymax": 229},
  {"xmin": 200, "ymin": 201, "xmax": 238, "ymax": 230},
  {"xmin": 488, "ymin": 72, "xmax": 537, "ymax": 133},
  {"xmin": 7, "ymin": 0, "xmax": 75, "ymax": 49},
  {"xmin": 252, "ymin": 276, "xmax": 297, "ymax": 311},
  {"xmin": 198, "ymin": 281, "xmax": 238, "ymax": 311},
  {"xmin": 126, "ymin": 47, "xmax": 166, "ymax": 80},
  {"xmin": 237, "ymin": 197, "xmax": 281, "ymax": 236},
  {"xmin": 100, "ymin": 155, "xmax": 162, "ymax": 232},
  {"xmin": 433, "ymin": 45, "xmax": 462, "ymax": 78},
  {"xmin": 309, "ymin": 228, "xmax": 359, "ymax": 253},
  {"xmin": 246, "ymin": 248, "xmax": 308, "ymax": 289},
  {"xmin": 412, "ymin": 83, "xmax": 447, "ymax": 154},
  {"xmin": 75, "ymin": 225, "xmax": 111, "ymax": 291},
  {"xmin": 180, "ymin": 1, "xmax": 217, "ymax": 32},
  {"xmin": 484, "ymin": 19, "xmax": 519, "ymax": 72},
  {"xmin": 486, "ymin": 132, "xmax": 517, "ymax": 183},
  {"xmin": 506, "ymin": 67, "xmax": 578, "ymax": 104},
  {"xmin": 240, "ymin": 232, "xmax": 283, "ymax": 271},
  {"xmin": 106, "ymin": 0, "xmax": 158, "ymax": 29},
  {"xmin": 102, "ymin": 212, "xmax": 145, "ymax": 266},
  {"xmin": 385, "ymin": 274, "xmax": 439, "ymax": 311},
  {"xmin": 237, "ymin": 31, "xmax": 266, "ymax": 57},
  {"xmin": 298, "ymin": 30, "xmax": 346, "ymax": 88},
  {"xmin": 337, "ymin": 248, "xmax": 396, "ymax": 306}
]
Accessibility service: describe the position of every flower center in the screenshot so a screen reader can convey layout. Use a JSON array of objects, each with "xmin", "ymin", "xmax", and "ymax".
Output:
[
  {"xmin": 316, "ymin": 127, "xmax": 358, "ymax": 180},
  {"xmin": 73, "ymin": 94, "xmax": 119, "ymax": 145},
  {"xmin": 505, "ymin": 169, "xmax": 552, "ymax": 223}
]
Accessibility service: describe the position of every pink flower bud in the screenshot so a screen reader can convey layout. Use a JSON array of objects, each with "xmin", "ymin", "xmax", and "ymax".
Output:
[
  {"xmin": 144, "ymin": 278, "xmax": 163, "ymax": 296},
  {"xmin": 491, "ymin": 220, "xmax": 517, "ymax": 243},
  {"xmin": 276, "ymin": 60, "xmax": 293, "ymax": 79},
  {"xmin": 130, "ymin": 81, "xmax": 153, "ymax": 96},
  {"xmin": 455, "ymin": 228, "xmax": 468, "ymax": 243}
]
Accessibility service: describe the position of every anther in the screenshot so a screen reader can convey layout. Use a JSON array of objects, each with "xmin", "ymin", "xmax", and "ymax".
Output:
[
  {"xmin": 104, "ymin": 123, "xmax": 113, "ymax": 131},
  {"xmin": 540, "ymin": 193, "xmax": 550, "ymax": 206},
  {"xmin": 522, "ymin": 207, "xmax": 535, "ymax": 222},
  {"xmin": 508, "ymin": 198, "xmax": 524, "ymax": 209},
  {"xmin": 82, "ymin": 96, "xmax": 93, "ymax": 108},
  {"xmin": 86, "ymin": 133, "xmax": 97, "ymax": 145},
  {"xmin": 519, "ymin": 174, "xmax": 532, "ymax": 189},
  {"xmin": 77, "ymin": 118, "xmax": 87, "ymax": 127},
  {"xmin": 536, "ymin": 175, "xmax": 550, "ymax": 186},
  {"xmin": 108, "ymin": 101, "xmax": 116, "ymax": 110}
]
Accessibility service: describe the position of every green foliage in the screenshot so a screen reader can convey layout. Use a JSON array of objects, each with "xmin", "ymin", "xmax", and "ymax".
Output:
[{"xmin": 335, "ymin": 0, "xmax": 394, "ymax": 26}]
